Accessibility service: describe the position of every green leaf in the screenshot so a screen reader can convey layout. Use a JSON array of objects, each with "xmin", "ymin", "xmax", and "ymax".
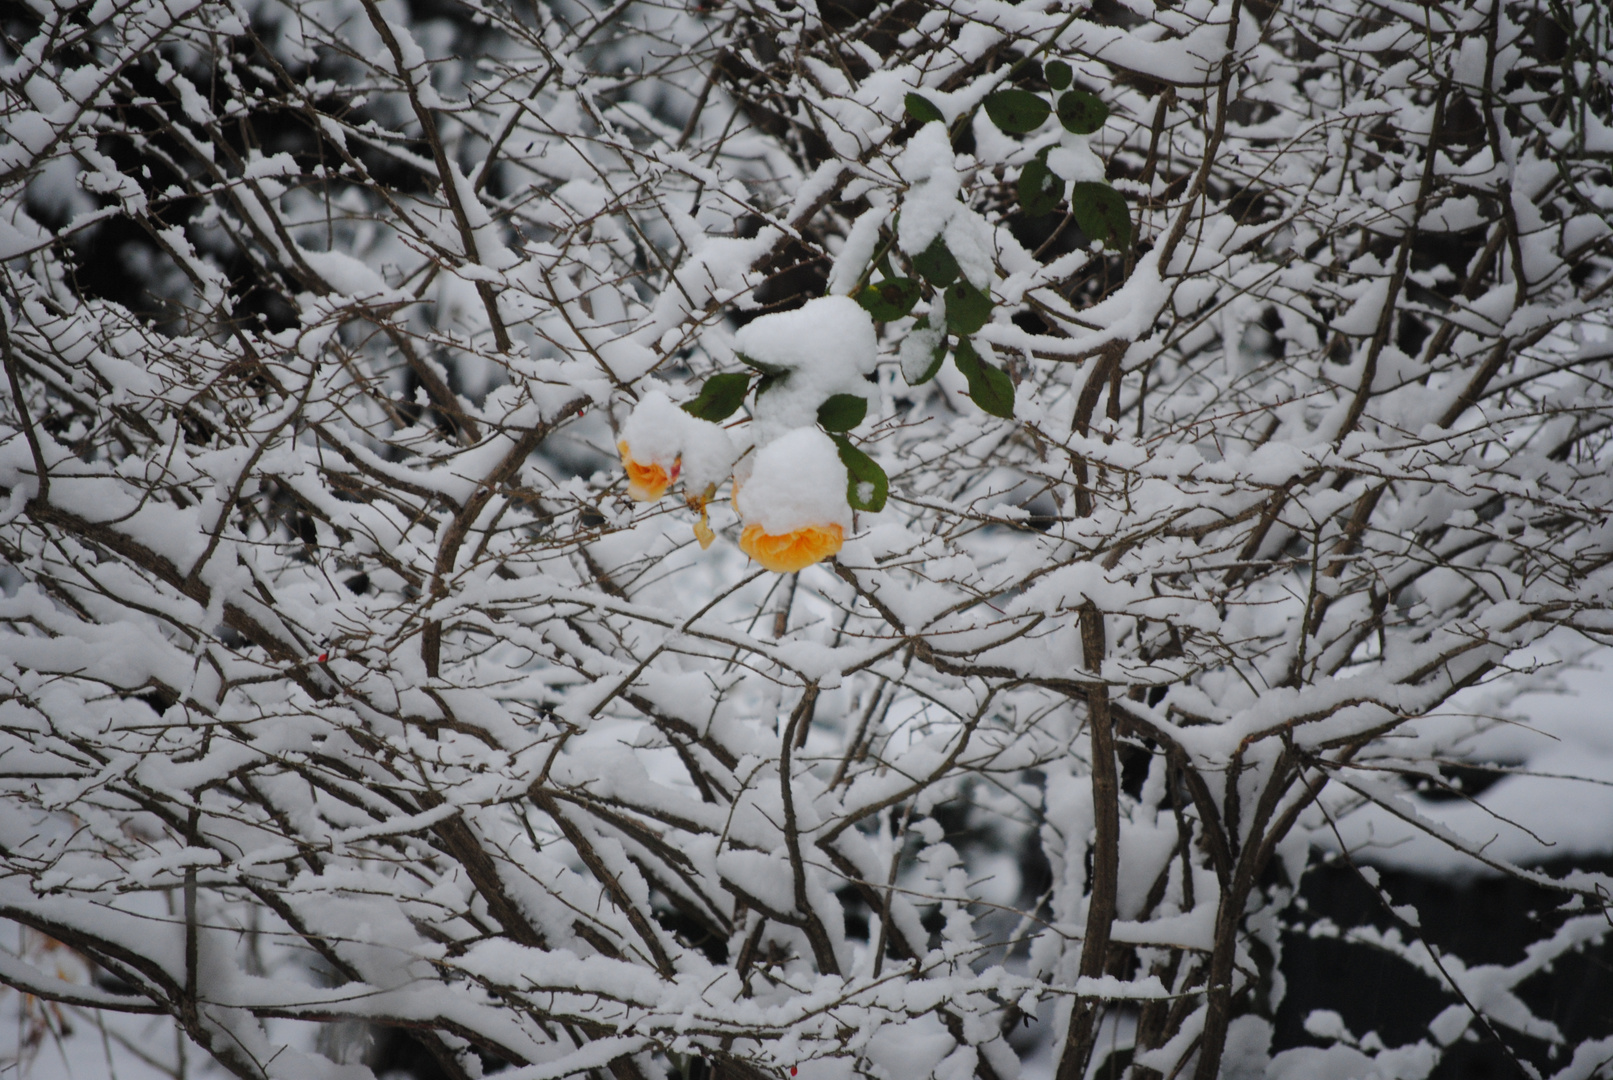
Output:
[
  {"xmin": 900, "ymin": 316, "xmax": 947, "ymax": 386},
  {"xmin": 817, "ymin": 393, "xmax": 868, "ymax": 432},
  {"xmin": 1017, "ymin": 158, "xmax": 1063, "ymax": 218},
  {"xmin": 905, "ymin": 93, "xmax": 945, "ymax": 126},
  {"xmin": 1069, "ymin": 181, "xmax": 1132, "ymax": 250},
  {"xmin": 736, "ymin": 351, "xmax": 789, "ymax": 377},
  {"xmin": 875, "ymin": 245, "xmax": 897, "ymax": 281},
  {"xmin": 907, "ymin": 349, "xmax": 945, "ymax": 386},
  {"xmin": 1045, "ymin": 60, "xmax": 1072, "ymax": 91},
  {"xmin": 680, "ymin": 372, "xmax": 749, "ymax": 423},
  {"xmin": 856, "ymin": 277, "xmax": 921, "ymax": 322},
  {"xmin": 754, "ymin": 371, "xmax": 787, "ymax": 398},
  {"xmin": 952, "ymin": 338, "xmax": 1016, "ymax": 418},
  {"xmin": 830, "ymin": 434, "xmax": 888, "ymax": 513},
  {"xmin": 1056, "ymin": 90, "xmax": 1109, "ymax": 135},
  {"xmin": 983, "ymin": 89, "xmax": 1051, "ymax": 134},
  {"xmin": 912, "ymin": 236, "xmax": 959, "ymax": 286},
  {"xmin": 943, "ymin": 279, "xmax": 993, "ymax": 336}
]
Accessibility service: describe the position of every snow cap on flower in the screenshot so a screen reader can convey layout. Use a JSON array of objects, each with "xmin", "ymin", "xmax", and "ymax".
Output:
[
  {"xmin": 736, "ymin": 427, "xmax": 852, "ymax": 534},
  {"xmin": 733, "ymin": 296, "xmax": 877, "ymax": 446},
  {"xmin": 732, "ymin": 428, "xmax": 848, "ymax": 572},
  {"xmin": 618, "ymin": 390, "xmax": 737, "ymax": 501},
  {"xmin": 735, "ymin": 428, "xmax": 851, "ymax": 574}
]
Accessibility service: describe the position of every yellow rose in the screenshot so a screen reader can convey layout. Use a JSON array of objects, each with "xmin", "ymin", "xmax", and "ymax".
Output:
[
  {"xmin": 618, "ymin": 441, "xmax": 679, "ymax": 502},
  {"xmin": 738, "ymin": 522, "xmax": 844, "ymax": 573}
]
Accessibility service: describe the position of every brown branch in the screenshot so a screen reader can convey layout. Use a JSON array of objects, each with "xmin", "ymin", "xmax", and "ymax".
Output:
[
  {"xmin": 1052, "ymin": 601, "xmax": 1120, "ymax": 1080},
  {"xmin": 777, "ymin": 682, "xmax": 841, "ymax": 975}
]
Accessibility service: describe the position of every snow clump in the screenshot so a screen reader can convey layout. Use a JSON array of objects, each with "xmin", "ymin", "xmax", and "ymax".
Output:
[
  {"xmin": 618, "ymin": 390, "xmax": 738, "ymax": 500},
  {"xmin": 735, "ymin": 427, "xmax": 852, "ymax": 534},
  {"xmin": 733, "ymin": 296, "xmax": 877, "ymax": 446}
]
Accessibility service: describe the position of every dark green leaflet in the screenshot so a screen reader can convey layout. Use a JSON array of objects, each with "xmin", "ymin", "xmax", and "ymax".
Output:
[
  {"xmin": 681, "ymin": 372, "xmax": 749, "ymax": 422},
  {"xmin": 952, "ymin": 337, "xmax": 1015, "ymax": 418},
  {"xmin": 1070, "ymin": 181, "xmax": 1131, "ymax": 250},
  {"xmin": 1018, "ymin": 158, "xmax": 1063, "ymax": 218},
  {"xmin": 856, "ymin": 278, "xmax": 921, "ymax": 322},
  {"xmin": 984, "ymin": 89, "xmax": 1051, "ymax": 134},
  {"xmin": 905, "ymin": 93, "xmax": 944, "ymax": 125},
  {"xmin": 1056, "ymin": 90, "xmax": 1109, "ymax": 135},
  {"xmin": 944, "ymin": 280, "xmax": 993, "ymax": 335},
  {"xmin": 830, "ymin": 434, "xmax": 888, "ymax": 512},
  {"xmin": 817, "ymin": 394, "xmax": 868, "ymax": 432},
  {"xmin": 913, "ymin": 236, "xmax": 960, "ymax": 286}
]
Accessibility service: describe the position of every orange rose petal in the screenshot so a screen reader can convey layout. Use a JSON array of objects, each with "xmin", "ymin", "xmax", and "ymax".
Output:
[
  {"xmin": 693, "ymin": 513, "xmax": 716, "ymax": 550},
  {"xmin": 618, "ymin": 441, "xmax": 672, "ymax": 502},
  {"xmin": 739, "ymin": 523, "xmax": 844, "ymax": 573},
  {"xmin": 687, "ymin": 486, "xmax": 718, "ymax": 549}
]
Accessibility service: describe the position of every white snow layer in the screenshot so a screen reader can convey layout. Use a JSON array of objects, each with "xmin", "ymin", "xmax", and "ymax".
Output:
[
  {"xmin": 1323, "ymin": 657, "xmax": 1613, "ymax": 879},
  {"xmin": 735, "ymin": 427, "xmax": 851, "ymax": 533},
  {"xmin": 620, "ymin": 390, "xmax": 738, "ymax": 492},
  {"xmin": 732, "ymin": 296, "xmax": 878, "ymax": 446},
  {"xmin": 895, "ymin": 122, "xmax": 960, "ymax": 258}
]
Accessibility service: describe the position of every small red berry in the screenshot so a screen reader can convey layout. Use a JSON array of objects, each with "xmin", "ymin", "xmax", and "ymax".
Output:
[
  {"xmin": 317, "ymin": 652, "xmax": 328, "ymax": 663},
  {"xmin": 790, "ymin": 1070, "xmax": 797, "ymax": 1077}
]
